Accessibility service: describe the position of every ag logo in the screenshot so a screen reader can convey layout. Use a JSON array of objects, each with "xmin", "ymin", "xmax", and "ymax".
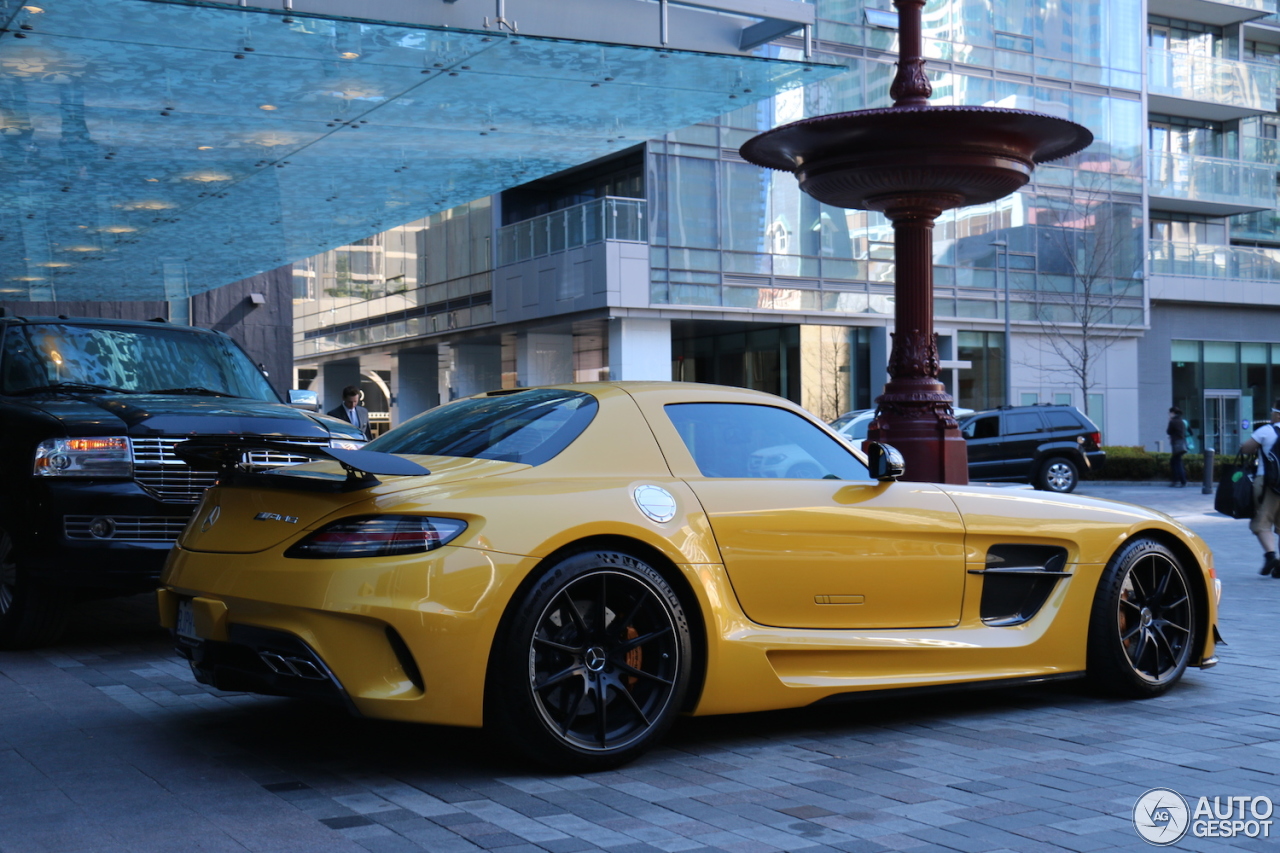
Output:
[
  {"xmin": 254, "ymin": 512, "xmax": 299, "ymax": 524},
  {"xmin": 1134, "ymin": 787, "xmax": 1189, "ymax": 846}
]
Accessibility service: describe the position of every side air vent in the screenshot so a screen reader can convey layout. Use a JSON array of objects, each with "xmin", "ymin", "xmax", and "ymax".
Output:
[{"xmin": 971, "ymin": 544, "xmax": 1071, "ymax": 626}]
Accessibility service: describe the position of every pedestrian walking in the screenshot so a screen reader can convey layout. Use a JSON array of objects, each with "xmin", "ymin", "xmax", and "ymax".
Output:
[
  {"xmin": 328, "ymin": 384, "xmax": 372, "ymax": 441},
  {"xmin": 1167, "ymin": 406, "xmax": 1188, "ymax": 488},
  {"xmin": 1241, "ymin": 399, "xmax": 1280, "ymax": 578}
]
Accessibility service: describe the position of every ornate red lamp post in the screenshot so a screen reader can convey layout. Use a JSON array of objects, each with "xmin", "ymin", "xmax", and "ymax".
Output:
[{"xmin": 741, "ymin": 0, "xmax": 1092, "ymax": 483}]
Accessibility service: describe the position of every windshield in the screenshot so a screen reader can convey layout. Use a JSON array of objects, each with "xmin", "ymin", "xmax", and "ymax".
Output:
[
  {"xmin": 367, "ymin": 389, "xmax": 597, "ymax": 466},
  {"xmin": 0, "ymin": 323, "xmax": 279, "ymax": 401}
]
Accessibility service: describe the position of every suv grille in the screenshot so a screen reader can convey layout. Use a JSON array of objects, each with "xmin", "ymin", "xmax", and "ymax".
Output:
[
  {"xmin": 65, "ymin": 515, "xmax": 191, "ymax": 542},
  {"xmin": 132, "ymin": 437, "xmax": 331, "ymax": 504}
]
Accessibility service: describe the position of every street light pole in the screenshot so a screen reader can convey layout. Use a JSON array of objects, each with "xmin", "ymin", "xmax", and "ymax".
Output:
[{"xmin": 991, "ymin": 239, "xmax": 1010, "ymax": 407}]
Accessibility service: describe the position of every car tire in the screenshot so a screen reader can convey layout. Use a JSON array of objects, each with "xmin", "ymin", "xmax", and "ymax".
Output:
[
  {"xmin": 1036, "ymin": 457, "xmax": 1078, "ymax": 493},
  {"xmin": 1086, "ymin": 537, "xmax": 1196, "ymax": 699},
  {"xmin": 487, "ymin": 549, "xmax": 692, "ymax": 771},
  {"xmin": 0, "ymin": 528, "xmax": 70, "ymax": 650}
]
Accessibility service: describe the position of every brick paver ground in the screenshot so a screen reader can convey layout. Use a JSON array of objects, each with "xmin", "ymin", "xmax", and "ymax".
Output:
[{"xmin": 2, "ymin": 483, "xmax": 1276, "ymax": 852}]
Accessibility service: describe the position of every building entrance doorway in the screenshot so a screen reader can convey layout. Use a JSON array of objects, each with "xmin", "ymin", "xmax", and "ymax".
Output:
[{"xmin": 1204, "ymin": 390, "xmax": 1245, "ymax": 456}]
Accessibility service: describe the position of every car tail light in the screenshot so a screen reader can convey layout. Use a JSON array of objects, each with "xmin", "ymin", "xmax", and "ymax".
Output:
[
  {"xmin": 1086, "ymin": 431, "xmax": 1101, "ymax": 448},
  {"xmin": 285, "ymin": 515, "xmax": 466, "ymax": 559}
]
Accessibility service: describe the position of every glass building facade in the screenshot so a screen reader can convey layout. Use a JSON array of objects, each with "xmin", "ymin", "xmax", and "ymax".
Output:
[{"xmin": 294, "ymin": 0, "xmax": 1280, "ymax": 449}]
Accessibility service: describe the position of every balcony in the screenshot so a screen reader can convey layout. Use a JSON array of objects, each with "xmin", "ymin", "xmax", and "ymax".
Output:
[
  {"xmin": 1147, "ymin": 151, "xmax": 1276, "ymax": 215},
  {"xmin": 1150, "ymin": 0, "xmax": 1271, "ymax": 27},
  {"xmin": 497, "ymin": 197, "xmax": 647, "ymax": 266},
  {"xmin": 1148, "ymin": 50, "xmax": 1278, "ymax": 121},
  {"xmin": 1149, "ymin": 240, "xmax": 1280, "ymax": 280}
]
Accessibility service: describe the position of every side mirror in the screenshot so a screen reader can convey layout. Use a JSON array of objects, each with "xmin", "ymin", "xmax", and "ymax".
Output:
[
  {"xmin": 288, "ymin": 389, "xmax": 320, "ymax": 412},
  {"xmin": 866, "ymin": 442, "xmax": 905, "ymax": 481}
]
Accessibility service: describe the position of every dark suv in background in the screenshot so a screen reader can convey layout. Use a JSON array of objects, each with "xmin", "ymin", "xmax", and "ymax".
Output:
[
  {"xmin": 959, "ymin": 404, "xmax": 1105, "ymax": 493},
  {"xmin": 0, "ymin": 315, "xmax": 366, "ymax": 648}
]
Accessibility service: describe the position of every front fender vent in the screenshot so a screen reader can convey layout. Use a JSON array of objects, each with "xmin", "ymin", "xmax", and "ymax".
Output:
[{"xmin": 971, "ymin": 544, "xmax": 1070, "ymax": 626}]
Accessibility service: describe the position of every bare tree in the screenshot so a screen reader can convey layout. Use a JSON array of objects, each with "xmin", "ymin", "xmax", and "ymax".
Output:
[
  {"xmin": 1022, "ymin": 178, "xmax": 1143, "ymax": 409},
  {"xmin": 801, "ymin": 325, "xmax": 852, "ymax": 422}
]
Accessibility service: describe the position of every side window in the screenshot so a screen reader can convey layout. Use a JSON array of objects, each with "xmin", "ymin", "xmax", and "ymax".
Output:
[
  {"xmin": 1005, "ymin": 412, "xmax": 1043, "ymax": 435},
  {"xmin": 964, "ymin": 416, "xmax": 999, "ymax": 439},
  {"xmin": 665, "ymin": 403, "xmax": 870, "ymax": 480},
  {"xmin": 1044, "ymin": 410, "xmax": 1083, "ymax": 430}
]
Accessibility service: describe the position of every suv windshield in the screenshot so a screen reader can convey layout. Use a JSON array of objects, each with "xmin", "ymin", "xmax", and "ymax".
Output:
[
  {"xmin": 1, "ymin": 323, "xmax": 279, "ymax": 401},
  {"xmin": 367, "ymin": 389, "xmax": 598, "ymax": 465}
]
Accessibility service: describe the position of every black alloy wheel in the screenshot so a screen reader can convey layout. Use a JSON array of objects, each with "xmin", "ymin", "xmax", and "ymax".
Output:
[
  {"xmin": 489, "ymin": 550, "xmax": 692, "ymax": 770},
  {"xmin": 1087, "ymin": 537, "xmax": 1196, "ymax": 698}
]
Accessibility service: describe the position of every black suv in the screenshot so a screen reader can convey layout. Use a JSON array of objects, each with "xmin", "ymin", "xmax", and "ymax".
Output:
[
  {"xmin": 0, "ymin": 316, "xmax": 366, "ymax": 648},
  {"xmin": 958, "ymin": 404, "xmax": 1105, "ymax": 493}
]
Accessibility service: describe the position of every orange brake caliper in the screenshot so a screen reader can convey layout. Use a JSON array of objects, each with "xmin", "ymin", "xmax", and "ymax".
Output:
[{"xmin": 625, "ymin": 626, "xmax": 642, "ymax": 688}]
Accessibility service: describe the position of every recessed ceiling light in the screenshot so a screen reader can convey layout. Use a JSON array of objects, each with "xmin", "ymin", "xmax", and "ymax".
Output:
[
  {"xmin": 10, "ymin": 276, "xmax": 45, "ymax": 281},
  {"xmin": 146, "ymin": 178, "xmax": 159, "ymax": 182},
  {"xmin": 118, "ymin": 200, "xmax": 175, "ymax": 211},
  {"xmin": 197, "ymin": 146, "xmax": 214, "ymax": 150},
  {"xmin": 38, "ymin": 262, "xmax": 70, "ymax": 268},
  {"xmin": 340, "ymin": 52, "xmax": 359, "ymax": 59},
  {"xmin": 184, "ymin": 170, "xmax": 232, "ymax": 183},
  {"xmin": 63, "ymin": 246, "xmax": 98, "ymax": 252},
  {"xmin": 22, "ymin": 5, "xmax": 44, "ymax": 12},
  {"xmin": 259, "ymin": 104, "xmax": 277, "ymax": 111},
  {"xmin": 101, "ymin": 225, "xmax": 137, "ymax": 233}
]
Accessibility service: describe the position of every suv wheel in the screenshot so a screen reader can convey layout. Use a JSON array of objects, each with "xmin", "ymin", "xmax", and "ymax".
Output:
[{"xmin": 1036, "ymin": 457, "xmax": 1079, "ymax": 493}]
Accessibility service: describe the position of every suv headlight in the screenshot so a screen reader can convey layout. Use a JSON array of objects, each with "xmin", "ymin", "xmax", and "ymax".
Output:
[
  {"xmin": 329, "ymin": 437, "xmax": 366, "ymax": 451},
  {"xmin": 33, "ymin": 437, "xmax": 133, "ymax": 478}
]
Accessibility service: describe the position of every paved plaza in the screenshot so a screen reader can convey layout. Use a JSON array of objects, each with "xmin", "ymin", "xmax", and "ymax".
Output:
[{"xmin": 1, "ymin": 483, "xmax": 1277, "ymax": 853}]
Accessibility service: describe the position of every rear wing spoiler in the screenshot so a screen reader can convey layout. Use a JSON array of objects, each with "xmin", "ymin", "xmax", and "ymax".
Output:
[{"xmin": 174, "ymin": 437, "xmax": 430, "ymax": 491}]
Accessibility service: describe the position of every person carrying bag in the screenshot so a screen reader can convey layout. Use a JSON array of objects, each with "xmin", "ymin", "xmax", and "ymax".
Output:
[
  {"xmin": 1240, "ymin": 401, "xmax": 1280, "ymax": 578},
  {"xmin": 1215, "ymin": 451, "xmax": 1256, "ymax": 520}
]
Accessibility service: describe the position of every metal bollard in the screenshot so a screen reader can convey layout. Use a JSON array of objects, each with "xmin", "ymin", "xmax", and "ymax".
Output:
[{"xmin": 1202, "ymin": 447, "xmax": 1214, "ymax": 495}]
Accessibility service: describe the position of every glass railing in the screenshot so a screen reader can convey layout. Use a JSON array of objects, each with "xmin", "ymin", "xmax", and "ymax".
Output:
[
  {"xmin": 1147, "ymin": 151, "xmax": 1276, "ymax": 209},
  {"xmin": 1150, "ymin": 240, "xmax": 1280, "ymax": 280},
  {"xmin": 1240, "ymin": 135, "xmax": 1280, "ymax": 166},
  {"xmin": 1232, "ymin": 205, "xmax": 1280, "ymax": 241},
  {"xmin": 1148, "ymin": 50, "xmax": 1278, "ymax": 112},
  {"xmin": 1226, "ymin": 0, "xmax": 1274, "ymax": 12},
  {"xmin": 497, "ymin": 197, "xmax": 647, "ymax": 266}
]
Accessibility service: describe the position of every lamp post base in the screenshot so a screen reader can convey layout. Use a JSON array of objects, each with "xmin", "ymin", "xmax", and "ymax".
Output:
[{"xmin": 865, "ymin": 379, "xmax": 969, "ymax": 485}]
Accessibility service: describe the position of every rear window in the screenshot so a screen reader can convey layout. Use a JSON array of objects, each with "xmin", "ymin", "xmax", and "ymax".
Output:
[
  {"xmin": 1044, "ymin": 410, "xmax": 1084, "ymax": 429},
  {"xmin": 366, "ymin": 389, "xmax": 597, "ymax": 466},
  {"xmin": 1004, "ymin": 412, "xmax": 1043, "ymax": 435}
]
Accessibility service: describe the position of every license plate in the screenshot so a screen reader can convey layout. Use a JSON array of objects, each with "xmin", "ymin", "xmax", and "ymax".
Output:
[{"xmin": 176, "ymin": 598, "xmax": 198, "ymax": 640}]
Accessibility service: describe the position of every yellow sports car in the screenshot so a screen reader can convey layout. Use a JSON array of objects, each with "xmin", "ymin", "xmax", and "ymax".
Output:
[{"xmin": 158, "ymin": 382, "xmax": 1220, "ymax": 770}]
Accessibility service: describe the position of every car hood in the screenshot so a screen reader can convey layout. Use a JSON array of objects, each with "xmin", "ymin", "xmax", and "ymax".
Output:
[
  {"xmin": 175, "ymin": 454, "xmax": 526, "ymax": 554},
  {"xmin": 21, "ymin": 394, "xmax": 360, "ymax": 439}
]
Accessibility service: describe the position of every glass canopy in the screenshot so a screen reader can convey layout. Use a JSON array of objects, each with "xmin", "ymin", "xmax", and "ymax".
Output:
[{"xmin": 0, "ymin": 0, "xmax": 838, "ymax": 302}]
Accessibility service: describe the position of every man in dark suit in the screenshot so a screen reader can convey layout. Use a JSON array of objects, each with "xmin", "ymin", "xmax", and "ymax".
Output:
[{"xmin": 327, "ymin": 385, "xmax": 372, "ymax": 441}]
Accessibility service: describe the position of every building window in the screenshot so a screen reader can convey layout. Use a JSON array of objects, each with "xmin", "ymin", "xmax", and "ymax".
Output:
[{"xmin": 957, "ymin": 331, "xmax": 1006, "ymax": 411}]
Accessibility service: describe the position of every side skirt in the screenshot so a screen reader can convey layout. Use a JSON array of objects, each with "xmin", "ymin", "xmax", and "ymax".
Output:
[{"xmin": 808, "ymin": 671, "xmax": 1087, "ymax": 708}]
